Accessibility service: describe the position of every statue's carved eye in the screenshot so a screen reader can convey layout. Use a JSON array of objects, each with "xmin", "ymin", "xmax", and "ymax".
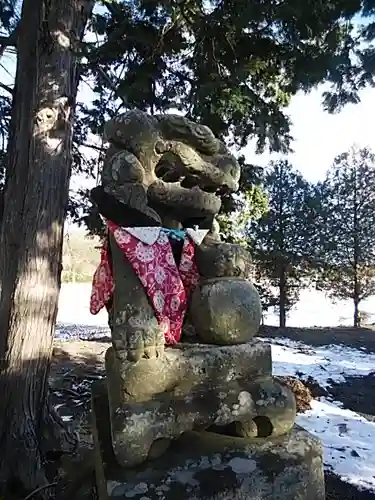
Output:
[
  {"xmin": 197, "ymin": 125, "xmax": 208, "ymax": 134},
  {"xmin": 155, "ymin": 141, "xmax": 168, "ymax": 154}
]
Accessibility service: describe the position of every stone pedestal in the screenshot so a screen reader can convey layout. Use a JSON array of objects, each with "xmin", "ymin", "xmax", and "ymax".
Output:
[
  {"xmin": 104, "ymin": 343, "xmax": 296, "ymax": 468},
  {"xmin": 92, "ymin": 382, "xmax": 325, "ymax": 500},
  {"xmin": 105, "ymin": 342, "xmax": 272, "ymax": 405}
]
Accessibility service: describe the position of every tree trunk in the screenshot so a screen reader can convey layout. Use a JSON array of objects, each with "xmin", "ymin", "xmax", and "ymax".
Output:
[
  {"xmin": 279, "ymin": 263, "xmax": 287, "ymax": 328},
  {"xmin": 0, "ymin": 0, "xmax": 94, "ymax": 496},
  {"xmin": 353, "ymin": 167, "xmax": 360, "ymax": 328},
  {"xmin": 353, "ymin": 297, "xmax": 360, "ymax": 328}
]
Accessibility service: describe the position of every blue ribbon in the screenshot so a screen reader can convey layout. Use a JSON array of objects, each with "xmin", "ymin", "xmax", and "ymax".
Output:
[{"xmin": 161, "ymin": 228, "xmax": 185, "ymax": 241}]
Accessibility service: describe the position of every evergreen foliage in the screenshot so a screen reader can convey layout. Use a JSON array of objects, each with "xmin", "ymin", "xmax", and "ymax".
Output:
[
  {"xmin": 247, "ymin": 160, "xmax": 317, "ymax": 326},
  {"xmin": 315, "ymin": 147, "xmax": 375, "ymax": 327}
]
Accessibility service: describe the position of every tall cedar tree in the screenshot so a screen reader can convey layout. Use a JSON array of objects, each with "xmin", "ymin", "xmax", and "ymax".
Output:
[
  {"xmin": 87, "ymin": 0, "xmax": 375, "ymax": 144},
  {"xmin": 248, "ymin": 160, "xmax": 317, "ymax": 327},
  {"xmin": 77, "ymin": 0, "xmax": 375, "ymax": 230},
  {"xmin": 315, "ymin": 147, "xmax": 375, "ymax": 327},
  {"xmin": 0, "ymin": 0, "xmax": 94, "ymax": 496},
  {"xmin": 3, "ymin": 1, "xmax": 375, "ymax": 229}
]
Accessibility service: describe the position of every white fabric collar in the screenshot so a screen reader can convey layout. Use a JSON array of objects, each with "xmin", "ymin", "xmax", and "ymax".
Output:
[
  {"xmin": 123, "ymin": 227, "xmax": 209, "ymax": 246},
  {"xmin": 185, "ymin": 228, "xmax": 209, "ymax": 245}
]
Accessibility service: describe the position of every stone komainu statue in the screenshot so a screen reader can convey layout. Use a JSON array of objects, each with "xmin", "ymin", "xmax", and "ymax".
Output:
[
  {"xmin": 89, "ymin": 110, "xmax": 325, "ymax": 500},
  {"xmin": 89, "ymin": 110, "xmax": 260, "ymax": 360}
]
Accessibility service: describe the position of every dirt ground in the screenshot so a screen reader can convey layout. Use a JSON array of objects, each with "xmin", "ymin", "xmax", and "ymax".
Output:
[{"xmin": 50, "ymin": 326, "xmax": 375, "ymax": 500}]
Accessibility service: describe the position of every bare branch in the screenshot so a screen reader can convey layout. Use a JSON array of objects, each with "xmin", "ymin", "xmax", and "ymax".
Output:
[
  {"xmin": 82, "ymin": 142, "xmax": 105, "ymax": 152},
  {"xmin": 0, "ymin": 35, "xmax": 16, "ymax": 47},
  {"xmin": 0, "ymin": 62, "xmax": 14, "ymax": 79},
  {"xmin": 0, "ymin": 82, "xmax": 13, "ymax": 94},
  {"xmin": 0, "ymin": 24, "xmax": 20, "ymax": 58}
]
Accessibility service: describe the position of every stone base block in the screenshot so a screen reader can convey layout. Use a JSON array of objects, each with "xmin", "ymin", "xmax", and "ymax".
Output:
[
  {"xmin": 106, "ymin": 341, "xmax": 272, "ymax": 406},
  {"xmin": 110, "ymin": 375, "xmax": 296, "ymax": 467},
  {"xmin": 92, "ymin": 383, "xmax": 325, "ymax": 500}
]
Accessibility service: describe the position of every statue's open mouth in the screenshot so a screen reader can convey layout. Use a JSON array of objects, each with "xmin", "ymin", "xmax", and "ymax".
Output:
[
  {"xmin": 97, "ymin": 109, "xmax": 241, "ymax": 225},
  {"xmin": 153, "ymin": 161, "xmax": 233, "ymax": 195},
  {"xmin": 148, "ymin": 180, "xmax": 222, "ymax": 218},
  {"xmin": 148, "ymin": 160, "xmax": 236, "ymax": 218}
]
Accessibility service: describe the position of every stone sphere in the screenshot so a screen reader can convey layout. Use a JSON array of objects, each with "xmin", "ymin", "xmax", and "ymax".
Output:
[{"xmin": 190, "ymin": 278, "xmax": 262, "ymax": 345}]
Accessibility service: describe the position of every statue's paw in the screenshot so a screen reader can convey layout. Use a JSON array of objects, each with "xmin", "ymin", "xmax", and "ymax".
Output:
[
  {"xmin": 126, "ymin": 328, "xmax": 165, "ymax": 362},
  {"xmin": 143, "ymin": 340, "xmax": 165, "ymax": 360}
]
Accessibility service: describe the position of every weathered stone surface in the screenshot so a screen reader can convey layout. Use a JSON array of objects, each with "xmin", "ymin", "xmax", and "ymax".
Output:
[
  {"xmin": 108, "ymin": 232, "xmax": 166, "ymax": 364},
  {"xmin": 190, "ymin": 278, "xmax": 262, "ymax": 345},
  {"xmin": 92, "ymin": 383, "xmax": 324, "ymax": 500},
  {"xmin": 101, "ymin": 109, "xmax": 240, "ymax": 223},
  {"xmin": 89, "ymin": 109, "xmax": 326, "ymax": 500},
  {"xmin": 92, "ymin": 109, "xmax": 251, "ymax": 363},
  {"xmin": 208, "ymin": 377, "xmax": 298, "ymax": 439},
  {"xmin": 108, "ymin": 375, "xmax": 296, "ymax": 468},
  {"xmin": 105, "ymin": 341, "xmax": 272, "ymax": 406},
  {"xmin": 195, "ymin": 242, "xmax": 253, "ymax": 279}
]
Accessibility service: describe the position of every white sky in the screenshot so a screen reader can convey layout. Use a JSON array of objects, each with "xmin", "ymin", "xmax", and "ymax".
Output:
[
  {"xmin": 1, "ymin": 44, "xmax": 375, "ymax": 186},
  {"xmin": 242, "ymin": 84, "xmax": 375, "ymax": 182}
]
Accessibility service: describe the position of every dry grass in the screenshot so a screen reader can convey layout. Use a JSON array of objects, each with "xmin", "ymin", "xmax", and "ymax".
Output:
[{"xmin": 62, "ymin": 229, "xmax": 100, "ymax": 283}]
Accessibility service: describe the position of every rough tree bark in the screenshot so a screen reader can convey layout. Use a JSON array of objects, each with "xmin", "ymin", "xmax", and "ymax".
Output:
[
  {"xmin": 353, "ymin": 294, "xmax": 360, "ymax": 328},
  {"xmin": 0, "ymin": 0, "xmax": 94, "ymax": 496},
  {"xmin": 279, "ymin": 262, "xmax": 287, "ymax": 328},
  {"xmin": 353, "ymin": 169, "xmax": 360, "ymax": 328},
  {"xmin": 277, "ymin": 163, "xmax": 286, "ymax": 329}
]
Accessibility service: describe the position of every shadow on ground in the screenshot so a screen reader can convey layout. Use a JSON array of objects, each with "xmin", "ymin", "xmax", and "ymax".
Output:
[
  {"xmin": 259, "ymin": 325, "xmax": 375, "ymax": 352},
  {"xmin": 50, "ymin": 337, "xmax": 109, "ymax": 435},
  {"xmin": 329, "ymin": 374, "xmax": 375, "ymax": 418},
  {"xmin": 259, "ymin": 324, "xmax": 375, "ymax": 418},
  {"xmin": 51, "ymin": 336, "xmax": 375, "ymax": 500},
  {"xmin": 326, "ymin": 473, "xmax": 375, "ymax": 500}
]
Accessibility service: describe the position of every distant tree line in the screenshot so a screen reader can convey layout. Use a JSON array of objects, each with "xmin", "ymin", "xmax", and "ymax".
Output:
[{"xmin": 240, "ymin": 146, "xmax": 375, "ymax": 328}]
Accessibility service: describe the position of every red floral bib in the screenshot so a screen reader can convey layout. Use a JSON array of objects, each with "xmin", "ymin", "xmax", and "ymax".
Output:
[{"xmin": 90, "ymin": 221, "xmax": 200, "ymax": 344}]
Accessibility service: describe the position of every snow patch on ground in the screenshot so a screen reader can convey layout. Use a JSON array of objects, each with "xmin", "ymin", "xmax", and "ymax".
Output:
[
  {"xmin": 263, "ymin": 337, "xmax": 375, "ymax": 387},
  {"xmin": 298, "ymin": 399, "xmax": 375, "ymax": 492},
  {"xmin": 265, "ymin": 336, "xmax": 375, "ymax": 493}
]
